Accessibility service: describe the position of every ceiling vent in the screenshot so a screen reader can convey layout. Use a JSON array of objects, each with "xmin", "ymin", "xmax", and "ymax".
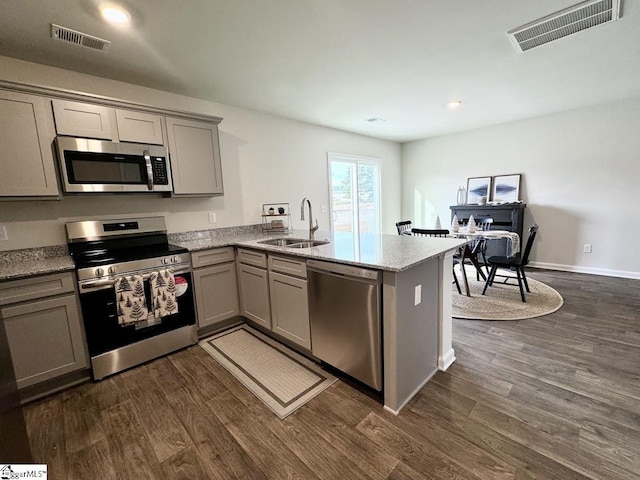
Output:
[
  {"xmin": 507, "ymin": 0, "xmax": 620, "ymax": 53},
  {"xmin": 51, "ymin": 24, "xmax": 111, "ymax": 52}
]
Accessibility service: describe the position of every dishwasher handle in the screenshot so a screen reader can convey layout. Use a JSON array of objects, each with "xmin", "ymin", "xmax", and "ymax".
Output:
[{"xmin": 307, "ymin": 259, "xmax": 380, "ymax": 282}]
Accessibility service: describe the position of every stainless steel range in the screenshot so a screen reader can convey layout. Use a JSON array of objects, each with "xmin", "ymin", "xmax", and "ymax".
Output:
[{"xmin": 66, "ymin": 216, "xmax": 196, "ymax": 380}]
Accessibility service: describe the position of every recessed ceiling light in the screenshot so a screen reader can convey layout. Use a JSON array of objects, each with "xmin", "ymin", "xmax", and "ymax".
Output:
[
  {"xmin": 100, "ymin": 5, "xmax": 131, "ymax": 25},
  {"xmin": 447, "ymin": 100, "xmax": 462, "ymax": 109},
  {"xmin": 366, "ymin": 117, "xmax": 386, "ymax": 123}
]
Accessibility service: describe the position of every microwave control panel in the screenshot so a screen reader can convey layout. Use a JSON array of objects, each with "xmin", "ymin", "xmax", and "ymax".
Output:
[{"xmin": 151, "ymin": 157, "xmax": 169, "ymax": 185}]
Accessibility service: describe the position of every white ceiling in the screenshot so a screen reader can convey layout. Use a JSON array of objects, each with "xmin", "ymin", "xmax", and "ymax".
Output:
[{"xmin": 1, "ymin": 0, "xmax": 639, "ymax": 142}]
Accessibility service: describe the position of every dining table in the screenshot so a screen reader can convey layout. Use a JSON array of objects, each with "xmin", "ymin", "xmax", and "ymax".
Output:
[{"xmin": 450, "ymin": 229, "xmax": 521, "ymax": 297}]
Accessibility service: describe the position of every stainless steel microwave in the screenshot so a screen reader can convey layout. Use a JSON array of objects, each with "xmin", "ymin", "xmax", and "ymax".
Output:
[{"xmin": 55, "ymin": 137, "xmax": 173, "ymax": 193}]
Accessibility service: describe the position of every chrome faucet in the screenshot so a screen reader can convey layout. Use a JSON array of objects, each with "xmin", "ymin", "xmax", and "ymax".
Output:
[{"xmin": 300, "ymin": 197, "xmax": 319, "ymax": 240}]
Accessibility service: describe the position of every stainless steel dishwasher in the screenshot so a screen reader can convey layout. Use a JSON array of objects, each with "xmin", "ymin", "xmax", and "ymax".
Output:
[{"xmin": 307, "ymin": 259, "xmax": 382, "ymax": 391}]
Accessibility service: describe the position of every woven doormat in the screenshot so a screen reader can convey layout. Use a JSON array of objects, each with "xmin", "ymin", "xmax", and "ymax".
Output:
[{"xmin": 199, "ymin": 325, "xmax": 337, "ymax": 418}]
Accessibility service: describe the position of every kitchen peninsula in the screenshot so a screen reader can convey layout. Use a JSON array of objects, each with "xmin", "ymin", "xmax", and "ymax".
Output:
[
  {"xmin": 176, "ymin": 228, "xmax": 467, "ymax": 414},
  {"xmin": 1, "ymin": 227, "xmax": 466, "ymax": 414}
]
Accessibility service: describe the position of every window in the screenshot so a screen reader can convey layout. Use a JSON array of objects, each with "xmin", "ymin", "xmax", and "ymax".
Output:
[{"xmin": 328, "ymin": 153, "xmax": 381, "ymax": 236}]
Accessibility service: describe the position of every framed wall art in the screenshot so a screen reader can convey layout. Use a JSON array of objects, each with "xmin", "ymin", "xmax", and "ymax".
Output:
[
  {"xmin": 466, "ymin": 176, "xmax": 491, "ymax": 204},
  {"xmin": 492, "ymin": 174, "xmax": 521, "ymax": 202}
]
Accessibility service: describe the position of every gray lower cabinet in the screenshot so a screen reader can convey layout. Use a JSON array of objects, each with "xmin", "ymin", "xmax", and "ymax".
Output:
[
  {"xmin": 166, "ymin": 117, "xmax": 224, "ymax": 195},
  {"xmin": 269, "ymin": 271, "xmax": 310, "ymax": 350},
  {"xmin": 0, "ymin": 90, "xmax": 59, "ymax": 198},
  {"xmin": 0, "ymin": 272, "xmax": 88, "ymax": 389},
  {"xmin": 237, "ymin": 249, "xmax": 271, "ymax": 328},
  {"xmin": 192, "ymin": 248, "xmax": 239, "ymax": 330}
]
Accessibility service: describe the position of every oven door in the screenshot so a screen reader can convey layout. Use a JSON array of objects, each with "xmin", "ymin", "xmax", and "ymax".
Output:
[{"xmin": 78, "ymin": 265, "xmax": 196, "ymax": 358}]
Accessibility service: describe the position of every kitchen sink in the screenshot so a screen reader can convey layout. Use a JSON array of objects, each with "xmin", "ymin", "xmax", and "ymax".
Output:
[
  {"xmin": 258, "ymin": 238, "xmax": 329, "ymax": 248},
  {"xmin": 287, "ymin": 240, "xmax": 330, "ymax": 248}
]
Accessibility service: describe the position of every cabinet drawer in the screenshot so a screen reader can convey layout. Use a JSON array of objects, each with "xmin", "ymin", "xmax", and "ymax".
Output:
[
  {"xmin": 268, "ymin": 254, "xmax": 307, "ymax": 279},
  {"xmin": 191, "ymin": 247, "xmax": 235, "ymax": 268},
  {"xmin": 0, "ymin": 272, "xmax": 75, "ymax": 306},
  {"xmin": 237, "ymin": 248, "xmax": 267, "ymax": 268}
]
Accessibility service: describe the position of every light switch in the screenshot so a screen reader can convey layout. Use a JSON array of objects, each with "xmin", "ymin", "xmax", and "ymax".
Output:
[
  {"xmin": 208, "ymin": 212, "xmax": 216, "ymax": 224},
  {"xmin": 414, "ymin": 284, "xmax": 422, "ymax": 305}
]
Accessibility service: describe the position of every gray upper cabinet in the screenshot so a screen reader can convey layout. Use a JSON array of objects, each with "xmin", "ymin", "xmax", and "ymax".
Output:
[
  {"xmin": 52, "ymin": 99, "xmax": 113, "ymax": 140},
  {"xmin": 0, "ymin": 90, "xmax": 59, "ymax": 198},
  {"xmin": 114, "ymin": 109, "xmax": 164, "ymax": 145},
  {"xmin": 52, "ymin": 99, "xmax": 165, "ymax": 145},
  {"xmin": 166, "ymin": 117, "xmax": 224, "ymax": 195}
]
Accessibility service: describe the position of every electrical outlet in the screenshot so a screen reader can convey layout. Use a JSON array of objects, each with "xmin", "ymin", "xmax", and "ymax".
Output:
[
  {"xmin": 414, "ymin": 284, "xmax": 422, "ymax": 305},
  {"xmin": 0, "ymin": 225, "xmax": 7, "ymax": 241},
  {"xmin": 583, "ymin": 244, "xmax": 592, "ymax": 253},
  {"xmin": 208, "ymin": 212, "xmax": 216, "ymax": 224}
]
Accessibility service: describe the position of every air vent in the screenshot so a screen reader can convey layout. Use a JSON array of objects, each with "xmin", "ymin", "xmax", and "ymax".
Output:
[
  {"xmin": 51, "ymin": 24, "xmax": 111, "ymax": 52},
  {"xmin": 507, "ymin": 0, "xmax": 620, "ymax": 53}
]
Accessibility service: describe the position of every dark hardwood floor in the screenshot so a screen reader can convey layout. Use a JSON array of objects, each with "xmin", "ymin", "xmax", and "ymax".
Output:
[{"xmin": 24, "ymin": 269, "xmax": 640, "ymax": 479}]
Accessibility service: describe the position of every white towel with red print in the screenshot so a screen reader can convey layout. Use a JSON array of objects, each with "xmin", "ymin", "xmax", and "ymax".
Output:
[
  {"xmin": 115, "ymin": 274, "xmax": 149, "ymax": 325},
  {"xmin": 150, "ymin": 269, "xmax": 179, "ymax": 318}
]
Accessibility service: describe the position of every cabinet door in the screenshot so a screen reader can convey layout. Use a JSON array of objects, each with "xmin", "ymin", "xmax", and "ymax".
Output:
[
  {"xmin": 166, "ymin": 117, "xmax": 223, "ymax": 195},
  {"xmin": 115, "ymin": 109, "xmax": 164, "ymax": 145},
  {"xmin": 51, "ymin": 99, "xmax": 113, "ymax": 140},
  {"xmin": 193, "ymin": 262, "xmax": 239, "ymax": 329},
  {"xmin": 2, "ymin": 294, "xmax": 88, "ymax": 389},
  {"xmin": 0, "ymin": 91, "xmax": 59, "ymax": 197},
  {"xmin": 238, "ymin": 264, "xmax": 271, "ymax": 329},
  {"xmin": 269, "ymin": 272, "xmax": 311, "ymax": 350}
]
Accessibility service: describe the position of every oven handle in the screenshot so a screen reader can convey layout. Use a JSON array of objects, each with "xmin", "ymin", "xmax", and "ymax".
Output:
[
  {"xmin": 80, "ymin": 266, "xmax": 190, "ymax": 290},
  {"xmin": 144, "ymin": 149, "xmax": 153, "ymax": 191}
]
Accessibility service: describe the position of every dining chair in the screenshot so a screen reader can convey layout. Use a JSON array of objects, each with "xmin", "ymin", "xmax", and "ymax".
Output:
[
  {"xmin": 396, "ymin": 221, "xmax": 412, "ymax": 235},
  {"xmin": 410, "ymin": 228, "xmax": 462, "ymax": 294},
  {"xmin": 475, "ymin": 217, "xmax": 494, "ymax": 278},
  {"xmin": 481, "ymin": 225, "xmax": 539, "ymax": 302},
  {"xmin": 411, "ymin": 228, "xmax": 449, "ymax": 237}
]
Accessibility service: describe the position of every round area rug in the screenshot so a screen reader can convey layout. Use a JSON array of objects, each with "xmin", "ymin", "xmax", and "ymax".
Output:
[{"xmin": 453, "ymin": 265, "xmax": 563, "ymax": 320}]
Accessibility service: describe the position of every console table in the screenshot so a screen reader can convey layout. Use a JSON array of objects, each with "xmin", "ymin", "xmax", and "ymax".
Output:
[{"xmin": 450, "ymin": 203, "xmax": 526, "ymax": 258}]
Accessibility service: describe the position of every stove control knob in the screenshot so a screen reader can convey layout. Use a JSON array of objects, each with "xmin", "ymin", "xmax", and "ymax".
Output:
[
  {"xmin": 95, "ymin": 267, "xmax": 105, "ymax": 277},
  {"xmin": 171, "ymin": 256, "xmax": 178, "ymax": 263},
  {"xmin": 162, "ymin": 258, "xmax": 169, "ymax": 265},
  {"xmin": 108, "ymin": 266, "xmax": 118, "ymax": 275}
]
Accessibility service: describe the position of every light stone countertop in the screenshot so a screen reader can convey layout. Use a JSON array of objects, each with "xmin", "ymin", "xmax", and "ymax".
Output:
[
  {"xmin": 0, "ymin": 246, "xmax": 75, "ymax": 282},
  {"xmin": 0, "ymin": 226, "xmax": 467, "ymax": 281},
  {"xmin": 173, "ymin": 228, "xmax": 467, "ymax": 273}
]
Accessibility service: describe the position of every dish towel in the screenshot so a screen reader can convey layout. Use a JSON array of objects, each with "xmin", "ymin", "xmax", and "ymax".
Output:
[
  {"xmin": 150, "ymin": 269, "xmax": 179, "ymax": 318},
  {"xmin": 115, "ymin": 275, "xmax": 149, "ymax": 325}
]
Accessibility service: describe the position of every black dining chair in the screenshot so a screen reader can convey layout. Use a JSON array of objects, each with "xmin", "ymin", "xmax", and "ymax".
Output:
[
  {"xmin": 475, "ymin": 217, "xmax": 494, "ymax": 278},
  {"xmin": 396, "ymin": 221, "xmax": 412, "ymax": 235},
  {"xmin": 411, "ymin": 228, "xmax": 462, "ymax": 294},
  {"xmin": 481, "ymin": 225, "xmax": 539, "ymax": 302},
  {"xmin": 411, "ymin": 228, "xmax": 449, "ymax": 237}
]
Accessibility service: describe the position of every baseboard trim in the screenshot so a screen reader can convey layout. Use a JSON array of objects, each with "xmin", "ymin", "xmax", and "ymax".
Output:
[
  {"xmin": 528, "ymin": 262, "xmax": 640, "ymax": 280},
  {"xmin": 438, "ymin": 348, "xmax": 456, "ymax": 371}
]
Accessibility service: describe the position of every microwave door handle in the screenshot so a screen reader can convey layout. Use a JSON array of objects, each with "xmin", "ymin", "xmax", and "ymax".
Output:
[{"xmin": 144, "ymin": 150, "xmax": 153, "ymax": 190}]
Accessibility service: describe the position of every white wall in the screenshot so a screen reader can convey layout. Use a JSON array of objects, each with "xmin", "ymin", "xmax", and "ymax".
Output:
[
  {"xmin": 402, "ymin": 98, "xmax": 640, "ymax": 279},
  {"xmin": 0, "ymin": 56, "xmax": 401, "ymax": 250}
]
